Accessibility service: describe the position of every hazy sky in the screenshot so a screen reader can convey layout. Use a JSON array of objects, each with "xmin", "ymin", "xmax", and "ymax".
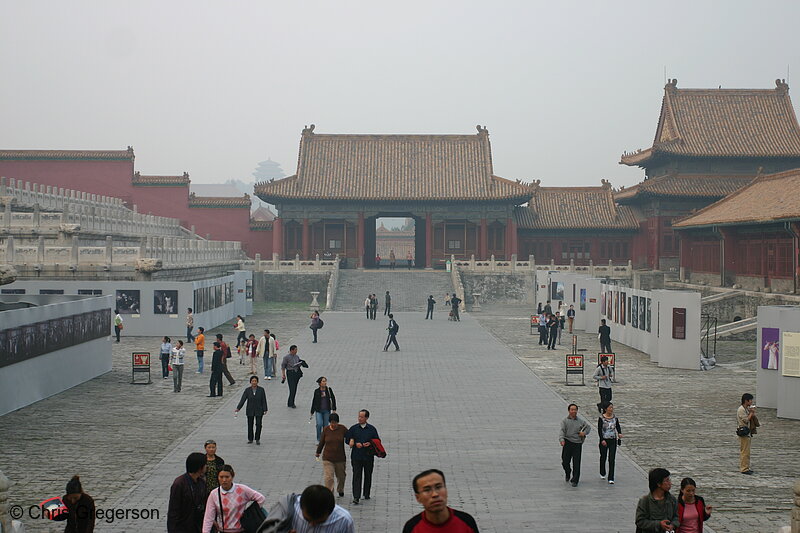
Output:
[{"xmin": 2, "ymin": 1, "xmax": 800, "ymax": 189}]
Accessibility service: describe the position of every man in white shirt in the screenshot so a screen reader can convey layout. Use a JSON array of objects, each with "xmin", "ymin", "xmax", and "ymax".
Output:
[{"xmin": 258, "ymin": 329, "xmax": 271, "ymax": 380}]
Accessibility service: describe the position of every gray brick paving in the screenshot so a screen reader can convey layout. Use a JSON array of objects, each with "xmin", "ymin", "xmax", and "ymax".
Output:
[
  {"xmin": 473, "ymin": 304, "xmax": 800, "ymax": 533},
  {"xmin": 103, "ymin": 310, "xmax": 646, "ymax": 532}
]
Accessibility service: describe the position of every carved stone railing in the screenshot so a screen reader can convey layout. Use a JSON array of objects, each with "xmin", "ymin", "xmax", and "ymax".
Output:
[
  {"xmin": 326, "ymin": 257, "xmax": 341, "ymax": 310},
  {"xmin": 244, "ymin": 253, "xmax": 339, "ymax": 272},
  {"xmin": 452, "ymin": 254, "xmax": 632, "ymax": 278},
  {"xmin": 450, "ymin": 256, "xmax": 466, "ymax": 312}
]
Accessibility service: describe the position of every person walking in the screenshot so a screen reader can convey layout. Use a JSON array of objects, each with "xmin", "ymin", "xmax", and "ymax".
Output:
[
  {"xmin": 186, "ymin": 308, "xmax": 195, "ymax": 343},
  {"xmin": 425, "ymin": 295, "xmax": 436, "ymax": 319},
  {"xmin": 345, "ymin": 409, "xmax": 380, "ymax": 505},
  {"xmin": 316, "ymin": 413, "xmax": 348, "ymax": 498},
  {"xmin": 450, "ymin": 294, "xmax": 461, "ymax": 322},
  {"xmin": 567, "ymin": 304, "xmax": 576, "ymax": 334},
  {"xmin": 233, "ymin": 315, "xmax": 247, "ymax": 349},
  {"xmin": 267, "ymin": 331, "xmax": 277, "ymax": 379},
  {"xmin": 375, "ymin": 253, "xmax": 381, "ymax": 269},
  {"xmin": 282, "ymin": 485, "xmax": 355, "ymax": 532},
  {"xmin": 202, "ymin": 465, "xmax": 265, "ymax": 533},
  {"xmin": 113, "ymin": 309, "xmax": 123, "ymax": 342},
  {"xmin": 635, "ymin": 468, "xmax": 679, "ymax": 533},
  {"xmin": 598, "ymin": 403, "xmax": 623, "ymax": 484},
  {"xmin": 310, "ymin": 376, "xmax": 337, "ymax": 442},
  {"xmin": 235, "ymin": 376, "xmax": 268, "ymax": 445},
  {"xmin": 281, "ymin": 345, "xmax": 303, "ymax": 408},
  {"xmin": 389, "ymin": 249, "xmax": 396, "ymax": 270},
  {"xmin": 598, "ymin": 319, "xmax": 612, "ymax": 353},
  {"xmin": 384, "ymin": 313, "xmax": 400, "ymax": 351},
  {"xmin": 160, "ymin": 336, "xmax": 173, "ymax": 379},
  {"xmin": 544, "ymin": 300, "xmax": 552, "ymax": 315},
  {"xmin": 167, "ymin": 453, "xmax": 207, "ymax": 533},
  {"xmin": 216, "ymin": 334, "xmax": 236, "ymax": 386},
  {"xmin": 547, "ymin": 314, "xmax": 559, "ymax": 350},
  {"xmin": 593, "ymin": 355, "xmax": 614, "ymax": 412},
  {"xmin": 737, "ymin": 393, "xmax": 758, "ymax": 475},
  {"xmin": 406, "ymin": 251, "xmax": 413, "ymax": 269},
  {"xmin": 245, "ymin": 334, "xmax": 259, "ymax": 376},
  {"xmin": 384, "ymin": 291, "xmax": 392, "ymax": 316},
  {"xmin": 364, "ymin": 295, "xmax": 371, "ymax": 320},
  {"xmin": 203, "ymin": 440, "xmax": 224, "ymax": 495},
  {"xmin": 403, "ymin": 469, "xmax": 480, "ymax": 533},
  {"xmin": 444, "ymin": 293, "xmax": 452, "ymax": 321},
  {"xmin": 62, "ymin": 475, "xmax": 95, "ymax": 533},
  {"xmin": 195, "ymin": 327, "xmax": 205, "ymax": 374},
  {"xmin": 310, "ymin": 310, "xmax": 322, "ymax": 343},
  {"xmin": 557, "ymin": 311, "xmax": 565, "ymax": 344},
  {"xmin": 208, "ymin": 342, "xmax": 224, "ymax": 398},
  {"xmin": 171, "ymin": 340, "xmax": 186, "ymax": 393},
  {"xmin": 677, "ymin": 477, "xmax": 712, "ymax": 533},
  {"xmin": 559, "ymin": 403, "xmax": 590, "ymax": 487}
]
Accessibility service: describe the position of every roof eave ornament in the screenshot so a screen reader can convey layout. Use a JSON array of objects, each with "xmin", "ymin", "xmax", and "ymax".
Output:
[
  {"xmin": 476, "ymin": 125, "xmax": 488, "ymax": 135},
  {"xmin": 302, "ymin": 124, "xmax": 316, "ymax": 136},
  {"xmin": 665, "ymin": 78, "xmax": 678, "ymax": 94},
  {"xmin": 776, "ymin": 79, "xmax": 789, "ymax": 94},
  {"xmin": 601, "ymin": 179, "xmax": 612, "ymax": 190}
]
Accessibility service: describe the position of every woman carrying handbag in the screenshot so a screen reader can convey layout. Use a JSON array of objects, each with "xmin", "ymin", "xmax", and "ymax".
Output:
[
  {"xmin": 203, "ymin": 465, "xmax": 265, "ymax": 533},
  {"xmin": 598, "ymin": 402, "xmax": 623, "ymax": 484}
]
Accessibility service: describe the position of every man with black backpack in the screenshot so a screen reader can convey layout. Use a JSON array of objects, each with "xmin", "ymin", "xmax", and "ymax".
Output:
[
  {"xmin": 450, "ymin": 295, "xmax": 461, "ymax": 321},
  {"xmin": 384, "ymin": 313, "xmax": 399, "ymax": 351}
]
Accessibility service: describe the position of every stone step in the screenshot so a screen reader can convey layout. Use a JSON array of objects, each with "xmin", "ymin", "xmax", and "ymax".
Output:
[{"xmin": 334, "ymin": 270, "xmax": 455, "ymax": 311}]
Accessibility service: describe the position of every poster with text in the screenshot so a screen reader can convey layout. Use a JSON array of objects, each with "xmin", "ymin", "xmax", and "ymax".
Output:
[
  {"xmin": 580, "ymin": 289, "xmax": 586, "ymax": 311},
  {"xmin": 761, "ymin": 327, "xmax": 780, "ymax": 370},
  {"xmin": 781, "ymin": 331, "xmax": 800, "ymax": 377}
]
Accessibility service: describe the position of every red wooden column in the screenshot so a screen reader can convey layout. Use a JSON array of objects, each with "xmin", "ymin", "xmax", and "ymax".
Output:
[
  {"xmin": 510, "ymin": 218, "xmax": 518, "ymax": 257},
  {"xmin": 505, "ymin": 218, "xmax": 514, "ymax": 259},
  {"xmin": 425, "ymin": 213, "xmax": 433, "ymax": 268},
  {"xmin": 479, "ymin": 218, "xmax": 488, "ymax": 259},
  {"xmin": 272, "ymin": 217, "xmax": 283, "ymax": 259},
  {"xmin": 302, "ymin": 218, "xmax": 310, "ymax": 259},
  {"xmin": 357, "ymin": 212, "xmax": 365, "ymax": 268}
]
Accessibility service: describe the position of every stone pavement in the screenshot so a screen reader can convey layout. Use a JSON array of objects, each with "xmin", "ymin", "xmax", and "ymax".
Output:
[
  {"xmin": 0, "ymin": 304, "xmax": 310, "ymax": 533},
  {"xmin": 99, "ymin": 310, "xmax": 647, "ymax": 532},
  {"xmin": 473, "ymin": 304, "xmax": 800, "ymax": 533}
]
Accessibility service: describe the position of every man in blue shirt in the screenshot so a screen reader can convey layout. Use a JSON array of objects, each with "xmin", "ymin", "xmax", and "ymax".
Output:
[{"xmin": 345, "ymin": 409, "xmax": 380, "ymax": 505}]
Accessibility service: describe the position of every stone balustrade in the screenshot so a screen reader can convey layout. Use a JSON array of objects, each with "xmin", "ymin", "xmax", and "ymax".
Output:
[
  {"xmin": 2, "ymin": 235, "xmax": 243, "ymax": 269},
  {"xmin": 1, "ymin": 176, "xmax": 185, "ymax": 237},
  {"xmin": 244, "ymin": 253, "xmax": 340, "ymax": 272},
  {"xmin": 452, "ymin": 254, "xmax": 632, "ymax": 278}
]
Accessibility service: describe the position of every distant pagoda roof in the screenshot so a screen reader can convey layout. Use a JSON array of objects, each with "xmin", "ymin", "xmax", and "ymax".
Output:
[
  {"xmin": 255, "ymin": 125, "xmax": 533, "ymax": 203},
  {"xmin": 132, "ymin": 171, "xmax": 190, "ymax": 186},
  {"xmin": 516, "ymin": 180, "xmax": 639, "ymax": 230},
  {"xmin": 673, "ymin": 168, "xmax": 800, "ymax": 229},
  {"xmin": 620, "ymin": 79, "xmax": 800, "ymax": 167},
  {"xmin": 614, "ymin": 173, "xmax": 755, "ymax": 203},
  {"xmin": 0, "ymin": 147, "xmax": 135, "ymax": 161}
]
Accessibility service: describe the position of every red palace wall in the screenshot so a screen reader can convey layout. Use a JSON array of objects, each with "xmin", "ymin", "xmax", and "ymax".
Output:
[{"xmin": 0, "ymin": 158, "xmax": 272, "ymax": 257}]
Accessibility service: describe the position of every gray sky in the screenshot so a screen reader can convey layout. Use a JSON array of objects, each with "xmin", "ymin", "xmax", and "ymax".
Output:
[{"xmin": 2, "ymin": 1, "xmax": 799, "ymax": 189}]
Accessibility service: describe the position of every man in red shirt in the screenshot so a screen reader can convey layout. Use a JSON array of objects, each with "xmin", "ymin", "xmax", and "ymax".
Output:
[{"xmin": 402, "ymin": 469, "xmax": 479, "ymax": 533}]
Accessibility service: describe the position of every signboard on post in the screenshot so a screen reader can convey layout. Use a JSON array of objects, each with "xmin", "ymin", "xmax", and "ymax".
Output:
[
  {"xmin": 598, "ymin": 352, "xmax": 616, "ymax": 382},
  {"xmin": 566, "ymin": 354, "xmax": 584, "ymax": 386},
  {"xmin": 530, "ymin": 315, "xmax": 540, "ymax": 335},
  {"xmin": 131, "ymin": 352, "xmax": 152, "ymax": 384}
]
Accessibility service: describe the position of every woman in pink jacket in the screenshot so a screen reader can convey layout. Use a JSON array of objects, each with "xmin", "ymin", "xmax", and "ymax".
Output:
[{"xmin": 203, "ymin": 465, "xmax": 265, "ymax": 533}]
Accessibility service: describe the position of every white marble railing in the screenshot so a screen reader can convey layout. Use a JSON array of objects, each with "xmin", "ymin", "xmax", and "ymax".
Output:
[
  {"xmin": 452, "ymin": 254, "xmax": 632, "ymax": 278},
  {"xmin": 1, "ymin": 176, "xmax": 185, "ymax": 237},
  {"xmin": 2, "ymin": 235, "xmax": 244, "ymax": 268},
  {"xmin": 243, "ymin": 253, "xmax": 340, "ymax": 272}
]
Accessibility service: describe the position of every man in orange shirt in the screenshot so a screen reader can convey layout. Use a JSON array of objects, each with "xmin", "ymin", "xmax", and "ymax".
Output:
[{"xmin": 195, "ymin": 327, "xmax": 205, "ymax": 374}]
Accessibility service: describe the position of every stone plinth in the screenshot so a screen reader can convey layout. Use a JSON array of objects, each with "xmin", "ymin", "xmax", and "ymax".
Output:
[{"xmin": 310, "ymin": 291, "xmax": 320, "ymax": 311}]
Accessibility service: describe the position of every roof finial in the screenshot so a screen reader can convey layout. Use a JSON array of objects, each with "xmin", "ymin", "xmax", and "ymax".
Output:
[
  {"xmin": 665, "ymin": 78, "xmax": 678, "ymax": 93},
  {"xmin": 600, "ymin": 179, "xmax": 612, "ymax": 189},
  {"xmin": 476, "ymin": 125, "xmax": 488, "ymax": 135},
  {"xmin": 776, "ymin": 79, "xmax": 789, "ymax": 93},
  {"xmin": 302, "ymin": 124, "xmax": 316, "ymax": 135}
]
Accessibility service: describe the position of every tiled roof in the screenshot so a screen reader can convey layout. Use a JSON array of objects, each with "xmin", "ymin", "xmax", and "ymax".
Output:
[
  {"xmin": 188, "ymin": 193, "xmax": 251, "ymax": 208},
  {"xmin": 255, "ymin": 125, "xmax": 533, "ymax": 202},
  {"xmin": 250, "ymin": 206, "xmax": 275, "ymax": 221},
  {"xmin": 249, "ymin": 220, "xmax": 273, "ymax": 230},
  {"xmin": 614, "ymin": 174, "xmax": 754, "ymax": 202},
  {"xmin": 673, "ymin": 168, "xmax": 800, "ymax": 228},
  {"xmin": 0, "ymin": 148, "xmax": 135, "ymax": 161},
  {"xmin": 132, "ymin": 171, "xmax": 190, "ymax": 186},
  {"xmin": 621, "ymin": 79, "xmax": 800, "ymax": 166},
  {"xmin": 516, "ymin": 181, "xmax": 639, "ymax": 230}
]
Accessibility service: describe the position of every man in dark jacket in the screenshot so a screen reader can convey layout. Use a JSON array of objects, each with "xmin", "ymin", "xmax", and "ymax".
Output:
[
  {"xmin": 450, "ymin": 295, "xmax": 461, "ymax": 321},
  {"xmin": 208, "ymin": 342, "xmax": 224, "ymax": 397},
  {"xmin": 425, "ymin": 295, "xmax": 436, "ymax": 319},
  {"xmin": 235, "ymin": 376, "xmax": 269, "ymax": 444},
  {"xmin": 547, "ymin": 314, "xmax": 559, "ymax": 350},
  {"xmin": 345, "ymin": 409, "xmax": 380, "ymax": 505},
  {"xmin": 599, "ymin": 319, "xmax": 612, "ymax": 353},
  {"xmin": 384, "ymin": 314, "xmax": 400, "ymax": 351},
  {"xmin": 384, "ymin": 291, "xmax": 392, "ymax": 316},
  {"xmin": 167, "ymin": 452, "xmax": 207, "ymax": 533}
]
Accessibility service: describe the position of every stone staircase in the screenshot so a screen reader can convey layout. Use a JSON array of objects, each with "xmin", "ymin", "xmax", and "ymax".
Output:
[{"xmin": 333, "ymin": 269, "xmax": 455, "ymax": 311}]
